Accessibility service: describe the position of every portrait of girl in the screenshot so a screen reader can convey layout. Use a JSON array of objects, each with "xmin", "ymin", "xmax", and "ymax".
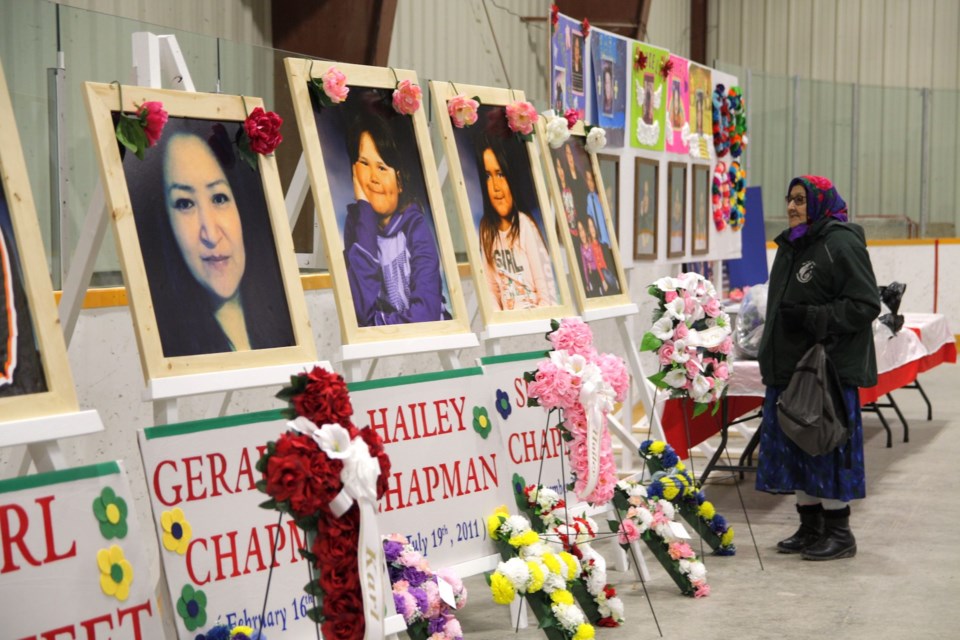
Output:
[
  {"xmin": 313, "ymin": 87, "xmax": 452, "ymax": 327},
  {"xmin": 124, "ymin": 116, "xmax": 296, "ymax": 357}
]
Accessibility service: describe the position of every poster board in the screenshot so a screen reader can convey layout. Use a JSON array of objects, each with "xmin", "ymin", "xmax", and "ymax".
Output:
[
  {"xmin": 588, "ymin": 27, "xmax": 628, "ymax": 147},
  {"xmin": 629, "ymin": 42, "xmax": 669, "ymax": 152},
  {"xmin": 429, "ymin": 81, "xmax": 574, "ymax": 327},
  {"xmin": 540, "ymin": 123, "xmax": 632, "ymax": 313},
  {"xmin": 0, "ymin": 58, "xmax": 79, "ymax": 423},
  {"xmin": 349, "ymin": 367, "xmax": 512, "ymax": 570},
  {"xmin": 664, "ymin": 55, "xmax": 690, "ymax": 155},
  {"xmin": 83, "ymin": 83, "xmax": 317, "ymax": 382},
  {"xmin": 0, "ymin": 462, "xmax": 164, "ymax": 638},
  {"xmin": 687, "ymin": 63, "xmax": 713, "ymax": 160},
  {"xmin": 550, "ymin": 12, "xmax": 589, "ymax": 119},
  {"xmin": 284, "ymin": 59, "xmax": 471, "ymax": 346},
  {"xmin": 138, "ymin": 410, "xmax": 320, "ymax": 638}
]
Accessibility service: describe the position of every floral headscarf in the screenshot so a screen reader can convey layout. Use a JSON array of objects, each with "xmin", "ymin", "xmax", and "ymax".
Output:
[{"xmin": 787, "ymin": 175, "xmax": 848, "ymax": 242}]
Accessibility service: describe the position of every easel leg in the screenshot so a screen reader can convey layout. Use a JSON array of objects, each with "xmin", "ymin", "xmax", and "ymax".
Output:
[
  {"xmin": 153, "ymin": 398, "xmax": 179, "ymax": 426},
  {"xmin": 58, "ymin": 187, "xmax": 108, "ymax": 345},
  {"xmin": 26, "ymin": 441, "xmax": 68, "ymax": 473},
  {"xmin": 218, "ymin": 391, "xmax": 234, "ymax": 417},
  {"xmin": 438, "ymin": 351, "xmax": 462, "ymax": 370}
]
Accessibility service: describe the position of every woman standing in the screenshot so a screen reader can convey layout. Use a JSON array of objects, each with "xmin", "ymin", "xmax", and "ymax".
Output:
[{"xmin": 756, "ymin": 175, "xmax": 880, "ymax": 561}]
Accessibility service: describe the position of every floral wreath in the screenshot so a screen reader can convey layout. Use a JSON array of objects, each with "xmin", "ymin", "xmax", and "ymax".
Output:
[
  {"xmin": 516, "ymin": 479, "xmax": 625, "ymax": 627},
  {"xmin": 309, "ymin": 64, "xmax": 422, "ymax": 116},
  {"xmin": 487, "ymin": 507, "xmax": 597, "ymax": 640},
  {"xmin": 383, "ymin": 534, "xmax": 467, "ymax": 639},
  {"xmin": 525, "ymin": 319, "xmax": 628, "ymax": 506},
  {"xmin": 256, "ymin": 366, "xmax": 391, "ymax": 640},
  {"xmin": 728, "ymin": 160, "xmax": 746, "ymax": 231},
  {"xmin": 727, "ymin": 86, "xmax": 747, "ymax": 158},
  {"xmin": 611, "ymin": 480, "xmax": 710, "ymax": 597},
  {"xmin": 711, "ymin": 84, "xmax": 732, "ymax": 157},
  {"xmin": 640, "ymin": 273, "xmax": 733, "ymax": 417},
  {"xmin": 712, "ymin": 161, "xmax": 731, "ymax": 231},
  {"xmin": 638, "ymin": 440, "xmax": 736, "ymax": 554}
]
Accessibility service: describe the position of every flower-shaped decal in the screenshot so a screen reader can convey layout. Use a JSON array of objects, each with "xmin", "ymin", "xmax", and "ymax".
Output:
[
  {"xmin": 472, "ymin": 406, "xmax": 491, "ymax": 439},
  {"xmin": 177, "ymin": 583, "xmax": 207, "ymax": 631},
  {"xmin": 495, "ymin": 389, "xmax": 512, "ymax": 420},
  {"xmin": 161, "ymin": 507, "xmax": 192, "ymax": 554},
  {"xmin": 93, "ymin": 487, "xmax": 128, "ymax": 539},
  {"xmin": 97, "ymin": 544, "xmax": 134, "ymax": 601}
]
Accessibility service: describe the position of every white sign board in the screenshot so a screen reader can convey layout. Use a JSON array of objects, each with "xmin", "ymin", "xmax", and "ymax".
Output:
[
  {"xmin": 350, "ymin": 367, "xmax": 512, "ymax": 568},
  {"xmin": 139, "ymin": 410, "xmax": 318, "ymax": 638},
  {"xmin": 479, "ymin": 351, "xmax": 574, "ymax": 500},
  {"xmin": 0, "ymin": 461, "xmax": 164, "ymax": 639}
]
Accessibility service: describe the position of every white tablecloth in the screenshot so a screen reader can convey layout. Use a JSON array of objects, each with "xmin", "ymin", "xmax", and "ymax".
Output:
[{"xmin": 902, "ymin": 313, "xmax": 954, "ymax": 354}]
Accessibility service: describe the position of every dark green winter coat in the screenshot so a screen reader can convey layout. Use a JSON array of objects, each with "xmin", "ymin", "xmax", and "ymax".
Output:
[{"xmin": 758, "ymin": 217, "xmax": 880, "ymax": 388}]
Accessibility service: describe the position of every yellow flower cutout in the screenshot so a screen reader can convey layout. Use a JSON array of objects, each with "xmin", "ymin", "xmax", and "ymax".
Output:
[
  {"xmin": 550, "ymin": 589, "xmax": 574, "ymax": 605},
  {"xmin": 161, "ymin": 508, "xmax": 193, "ymax": 554},
  {"xmin": 97, "ymin": 544, "xmax": 134, "ymax": 601},
  {"xmin": 487, "ymin": 505, "xmax": 509, "ymax": 540},
  {"xmin": 573, "ymin": 623, "xmax": 596, "ymax": 640},
  {"xmin": 490, "ymin": 572, "xmax": 516, "ymax": 604}
]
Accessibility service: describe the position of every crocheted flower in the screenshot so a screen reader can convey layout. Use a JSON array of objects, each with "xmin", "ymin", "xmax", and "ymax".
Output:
[
  {"xmin": 447, "ymin": 94, "xmax": 479, "ymax": 128},
  {"xmin": 161, "ymin": 507, "xmax": 192, "ymax": 555},
  {"xmin": 473, "ymin": 406, "xmax": 491, "ymax": 439},
  {"xmin": 97, "ymin": 544, "xmax": 134, "ymax": 601},
  {"xmin": 176, "ymin": 584, "xmax": 208, "ymax": 631},
  {"xmin": 92, "ymin": 487, "xmax": 128, "ymax": 540},
  {"xmin": 495, "ymin": 389, "xmax": 512, "ymax": 420}
]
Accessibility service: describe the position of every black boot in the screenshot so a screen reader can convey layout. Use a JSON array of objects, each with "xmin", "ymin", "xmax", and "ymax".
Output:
[
  {"xmin": 802, "ymin": 506, "xmax": 857, "ymax": 560},
  {"xmin": 777, "ymin": 503, "xmax": 824, "ymax": 554}
]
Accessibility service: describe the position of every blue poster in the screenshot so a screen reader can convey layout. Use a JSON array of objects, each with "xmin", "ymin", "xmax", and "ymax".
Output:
[
  {"xmin": 588, "ymin": 28, "xmax": 627, "ymax": 147},
  {"xmin": 550, "ymin": 12, "xmax": 588, "ymax": 119},
  {"xmin": 726, "ymin": 186, "xmax": 768, "ymax": 288}
]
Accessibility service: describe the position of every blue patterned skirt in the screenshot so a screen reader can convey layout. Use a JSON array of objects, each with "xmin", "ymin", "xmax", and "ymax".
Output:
[{"xmin": 755, "ymin": 386, "xmax": 866, "ymax": 502}]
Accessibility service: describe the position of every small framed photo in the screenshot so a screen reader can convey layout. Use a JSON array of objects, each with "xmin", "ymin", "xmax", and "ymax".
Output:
[
  {"xmin": 541, "ymin": 123, "xmax": 631, "ymax": 312},
  {"xmin": 430, "ymin": 81, "xmax": 573, "ymax": 325},
  {"xmin": 553, "ymin": 67, "xmax": 567, "ymax": 113},
  {"xmin": 633, "ymin": 157, "xmax": 659, "ymax": 261},
  {"xmin": 571, "ymin": 31, "xmax": 585, "ymax": 95},
  {"xmin": 667, "ymin": 162, "xmax": 687, "ymax": 259},
  {"xmin": 284, "ymin": 59, "xmax": 470, "ymax": 345},
  {"xmin": 597, "ymin": 154, "xmax": 619, "ymax": 232},
  {"xmin": 0, "ymin": 60, "xmax": 79, "ymax": 422},
  {"xmin": 84, "ymin": 83, "xmax": 317, "ymax": 382},
  {"xmin": 692, "ymin": 164, "xmax": 710, "ymax": 255}
]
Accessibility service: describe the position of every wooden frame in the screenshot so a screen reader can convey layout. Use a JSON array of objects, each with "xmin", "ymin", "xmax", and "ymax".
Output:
[
  {"xmin": 84, "ymin": 83, "xmax": 317, "ymax": 382},
  {"xmin": 540, "ymin": 123, "xmax": 632, "ymax": 312},
  {"xmin": 285, "ymin": 59, "xmax": 470, "ymax": 345},
  {"xmin": 633, "ymin": 157, "xmax": 659, "ymax": 261},
  {"xmin": 667, "ymin": 161, "xmax": 687, "ymax": 259},
  {"xmin": 692, "ymin": 163, "xmax": 710, "ymax": 256},
  {"xmin": 429, "ymin": 81, "xmax": 573, "ymax": 326},
  {"xmin": 0, "ymin": 60, "xmax": 79, "ymax": 421}
]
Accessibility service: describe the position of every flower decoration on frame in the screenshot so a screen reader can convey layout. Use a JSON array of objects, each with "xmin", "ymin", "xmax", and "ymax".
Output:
[
  {"xmin": 447, "ymin": 94, "xmax": 480, "ymax": 128},
  {"xmin": 584, "ymin": 126, "xmax": 607, "ymax": 154},
  {"xmin": 580, "ymin": 17, "xmax": 590, "ymax": 40},
  {"xmin": 634, "ymin": 48, "xmax": 648, "ymax": 71},
  {"xmin": 392, "ymin": 78, "xmax": 422, "ymax": 115},
  {"xmin": 236, "ymin": 103, "xmax": 283, "ymax": 170},
  {"xmin": 112, "ymin": 82, "xmax": 168, "ymax": 160},
  {"xmin": 551, "ymin": 4, "xmax": 560, "ymax": 32},
  {"xmin": 659, "ymin": 57, "xmax": 675, "ymax": 80},
  {"xmin": 257, "ymin": 366, "xmax": 391, "ymax": 640},
  {"xmin": 309, "ymin": 64, "xmax": 350, "ymax": 107},
  {"xmin": 544, "ymin": 110, "xmax": 573, "ymax": 149},
  {"xmin": 505, "ymin": 99, "xmax": 539, "ymax": 141}
]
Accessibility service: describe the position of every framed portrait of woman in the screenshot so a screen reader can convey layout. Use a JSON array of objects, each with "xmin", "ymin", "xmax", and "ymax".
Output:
[
  {"xmin": 284, "ymin": 59, "xmax": 470, "ymax": 345},
  {"xmin": 633, "ymin": 157, "xmax": 658, "ymax": 261},
  {"xmin": 667, "ymin": 162, "xmax": 687, "ymax": 259},
  {"xmin": 0, "ymin": 60, "xmax": 79, "ymax": 423},
  {"xmin": 540, "ymin": 124, "xmax": 631, "ymax": 313},
  {"xmin": 84, "ymin": 83, "xmax": 317, "ymax": 382},
  {"xmin": 692, "ymin": 163, "xmax": 710, "ymax": 256},
  {"xmin": 429, "ymin": 81, "xmax": 573, "ymax": 327}
]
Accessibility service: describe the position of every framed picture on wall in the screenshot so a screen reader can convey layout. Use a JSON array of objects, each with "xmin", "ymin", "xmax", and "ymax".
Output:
[
  {"xmin": 633, "ymin": 157, "xmax": 658, "ymax": 261},
  {"xmin": 0, "ymin": 59, "xmax": 79, "ymax": 423},
  {"xmin": 692, "ymin": 163, "xmax": 710, "ymax": 255},
  {"xmin": 541, "ymin": 123, "xmax": 631, "ymax": 313},
  {"xmin": 84, "ymin": 83, "xmax": 317, "ymax": 382},
  {"xmin": 597, "ymin": 153, "xmax": 619, "ymax": 232},
  {"xmin": 667, "ymin": 161, "xmax": 687, "ymax": 259},
  {"xmin": 285, "ymin": 59, "xmax": 471, "ymax": 345},
  {"xmin": 429, "ymin": 81, "xmax": 573, "ymax": 326}
]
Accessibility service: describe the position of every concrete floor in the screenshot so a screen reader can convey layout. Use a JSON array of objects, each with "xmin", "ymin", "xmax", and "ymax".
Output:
[{"xmin": 451, "ymin": 362, "xmax": 960, "ymax": 640}]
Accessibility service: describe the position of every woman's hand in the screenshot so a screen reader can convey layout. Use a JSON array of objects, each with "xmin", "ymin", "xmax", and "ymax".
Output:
[{"xmin": 352, "ymin": 164, "xmax": 367, "ymax": 202}]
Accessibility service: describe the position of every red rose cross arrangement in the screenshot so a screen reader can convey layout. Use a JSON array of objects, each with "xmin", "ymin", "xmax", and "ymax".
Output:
[
  {"xmin": 256, "ymin": 366, "xmax": 392, "ymax": 640},
  {"xmin": 237, "ymin": 99, "xmax": 283, "ymax": 171}
]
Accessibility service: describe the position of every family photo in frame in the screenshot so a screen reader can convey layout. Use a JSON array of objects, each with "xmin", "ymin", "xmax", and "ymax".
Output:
[
  {"xmin": 286, "ymin": 59, "xmax": 470, "ymax": 345},
  {"xmin": 634, "ymin": 157, "xmax": 658, "ymax": 261},
  {"xmin": 430, "ymin": 81, "xmax": 572, "ymax": 326},
  {"xmin": 0, "ymin": 60, "xmax": 78, "ymax": 422},
  {"xmin": 84, "ymin": 83, "xmax": 316, "ymax": 381},
  {"xmin": 543, "ymin": 126, "xmax": 631, "ymax": 312}
]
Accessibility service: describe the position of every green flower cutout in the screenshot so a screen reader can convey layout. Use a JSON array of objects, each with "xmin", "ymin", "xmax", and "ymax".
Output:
[
  {"xmin": 92, "ymin": 487, "xmax": 128, "ymax": 539},
  {"xmin": 473, "ymin": 406, "xmax": 491, "ymax": 439},
  {"xmin": 176, "ymin": 584, "xmax": 207, "ymax": 631}
]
